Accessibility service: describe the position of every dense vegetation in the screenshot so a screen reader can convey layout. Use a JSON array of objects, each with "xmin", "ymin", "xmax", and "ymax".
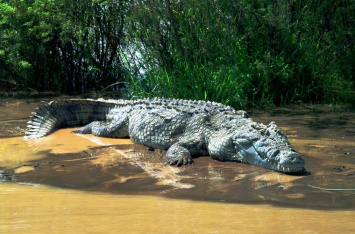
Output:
[{"xmin": 0, "ymin": 0, "xmax": 354, "ymax": 107}]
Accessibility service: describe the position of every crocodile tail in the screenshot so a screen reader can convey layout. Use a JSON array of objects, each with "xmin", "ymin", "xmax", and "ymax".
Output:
[{"xmin": 23, "ymin": 99, "xmax": 117, "ymax": 140}]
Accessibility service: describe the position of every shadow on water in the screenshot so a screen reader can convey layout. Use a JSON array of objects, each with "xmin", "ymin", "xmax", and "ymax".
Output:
[{"xmin": 1, "ymin": 99, "xmax": 355, "ymax": 210}]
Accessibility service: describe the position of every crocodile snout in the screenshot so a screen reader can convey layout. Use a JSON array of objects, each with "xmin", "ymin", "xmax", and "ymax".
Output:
[{"xmin": 279, "ymin": 151, "xmax": 305, "ymax": 171}]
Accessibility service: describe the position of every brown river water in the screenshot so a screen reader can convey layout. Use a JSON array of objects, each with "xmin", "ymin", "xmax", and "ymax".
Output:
[{"xmin": 0, "ymin": 98, "xmax": 355, "ymax": 233}]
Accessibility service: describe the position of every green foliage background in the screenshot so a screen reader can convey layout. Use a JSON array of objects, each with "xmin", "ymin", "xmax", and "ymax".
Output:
[{"xmin": 0, "ymin": 0, "xmax": 354, "ymax": 107}]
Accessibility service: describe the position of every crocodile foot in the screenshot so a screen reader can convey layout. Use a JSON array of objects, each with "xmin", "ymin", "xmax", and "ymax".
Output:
[
  {"xmin": 168, "ymin": 154, "xmax": 193, "ymax": 166},
  {"xmin": 166, "ymin": 144, "xmax": 193, "ymax": 166}
]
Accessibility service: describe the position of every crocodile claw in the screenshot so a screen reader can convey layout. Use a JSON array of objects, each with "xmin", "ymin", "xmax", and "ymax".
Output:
[
  {"xmin": 166, "ymin": 144, "xmax": 194, "ymax": 166},
  {"xmin": 168, "ymin": 155, "xmax": 194, "ymax": 166}
]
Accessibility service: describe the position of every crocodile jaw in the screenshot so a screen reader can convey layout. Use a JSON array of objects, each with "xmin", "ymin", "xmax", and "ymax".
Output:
[
  {"xmin": 232, "ymin": 137, "xmax": 305, "ymax": 173},
  {"xmin": 231, "ymin": 121, "xmax": 306, "ymax": 173},
  {"xmin": 236, "ymin": 147, "xmax": 305, "ymax": 173}
]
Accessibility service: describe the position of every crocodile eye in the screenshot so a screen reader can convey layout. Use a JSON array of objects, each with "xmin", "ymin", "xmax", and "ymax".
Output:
[
  {"xmin": 253, "ymin": 137, "xmax": 268, "ymax": 146},
  {"xmin": 260, "ymin": 129, "xmax": 270, "ymax": 136},
  {"xmin": 232, "ymin": 132, "xmax": 248, "ymax": 140},
  {"xmin": 269, "ymin": 149, "xmax": 280, "ymax": 158},
  {"xmin": 234, "ymin": 138, "xmax": 251, "ymax": 148}
]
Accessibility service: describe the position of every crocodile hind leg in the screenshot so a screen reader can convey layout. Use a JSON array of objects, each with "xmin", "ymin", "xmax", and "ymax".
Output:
[
  {"xmin": 73, "ymin": 117, "xmax": 129, "ymax": 138},
  {"xmin": 72, "ymin": 121, "xmax": 99, "ymax": 134}
]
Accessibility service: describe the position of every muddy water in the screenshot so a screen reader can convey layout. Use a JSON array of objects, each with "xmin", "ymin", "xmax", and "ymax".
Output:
[
  {"xmin": 1, "ymin": 183, "xmax": 354, "ymax": 233},
  {"xmin": 1, "ymin": 99, "xmax": 355, "ymax": 233}
]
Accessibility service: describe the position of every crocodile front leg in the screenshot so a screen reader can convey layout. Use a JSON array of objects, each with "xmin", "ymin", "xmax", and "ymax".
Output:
[
  {"xmin": 166, "ymin": 143, "xmax": 194, "ymax": 166},
  {"xmin": 166, "ymin": 137, "xmax": 208, "ymax": 166}
]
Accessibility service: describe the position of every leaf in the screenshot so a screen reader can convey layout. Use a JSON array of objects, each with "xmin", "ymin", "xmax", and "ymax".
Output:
[{"xmin": 19, "ymin": 61, "xmax": 32, "ymax": 69}]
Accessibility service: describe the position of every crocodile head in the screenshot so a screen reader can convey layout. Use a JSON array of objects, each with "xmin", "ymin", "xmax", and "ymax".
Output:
[{"xmin": 210, "ymin": 121, "xmax": 305, "ymax": 174}]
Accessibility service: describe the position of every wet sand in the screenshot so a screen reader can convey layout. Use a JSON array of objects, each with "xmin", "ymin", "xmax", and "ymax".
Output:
[{"xmin": 1, "ymin": 98, "xmax": 355, "ymax": 232}]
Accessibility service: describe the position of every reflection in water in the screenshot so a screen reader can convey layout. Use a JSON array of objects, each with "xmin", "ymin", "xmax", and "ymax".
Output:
[
  {"xmin": 1, "ymin": 182, "xmax": 354, "ymax": 233},
  {"xmin": 252, "ymin": 172, "xmax": 300, "ymax": 190},
  {"xmin": 78, "ymin": 133, "xmax": 195, "ymax": 189}
]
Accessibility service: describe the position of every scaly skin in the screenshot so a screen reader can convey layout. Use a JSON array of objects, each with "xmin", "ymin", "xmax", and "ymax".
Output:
[{"xmin": 24, "ymin": 98, "xmax": 305, "ymax": 173}]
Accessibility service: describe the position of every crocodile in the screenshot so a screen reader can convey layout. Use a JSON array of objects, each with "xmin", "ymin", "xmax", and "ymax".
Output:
[{"xmin": 24, "ymin": 98, "xmax": 305, "ymax": 173}]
